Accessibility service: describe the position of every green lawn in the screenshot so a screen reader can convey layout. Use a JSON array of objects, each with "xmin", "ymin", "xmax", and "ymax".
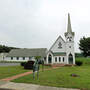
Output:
[
  {"xmin": 12, "ymin": 57, "xmax": 90, "ymax": 90},
  {"xmin": 0, "ymin": 64, "xmax": 51, "ymax": 79},
  {"xmin": 0, "ymin": 66, "xmax": 30, "ymax": 79}
]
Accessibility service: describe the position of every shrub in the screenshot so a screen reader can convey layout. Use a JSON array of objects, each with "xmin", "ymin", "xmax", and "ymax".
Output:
[
  {"xmin": 76, "ymin": 61, "xmax": 83, "ymax": 66},
  {"xmin": 24, "ymin": 61, "xmax": 35, "ymax": 70},
  {"xmin": 21, "ymin": 62, "xmax": 26, "ymax": 66}
]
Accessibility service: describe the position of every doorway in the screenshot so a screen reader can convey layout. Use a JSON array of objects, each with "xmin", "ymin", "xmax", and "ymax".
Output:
[
  {"xmin": 48, "ymin": 54, "xmax": 52, "ymax": 63},
  {"xmin": 68, "ymin": 53, "xmax": 73, "ymax": 64}
]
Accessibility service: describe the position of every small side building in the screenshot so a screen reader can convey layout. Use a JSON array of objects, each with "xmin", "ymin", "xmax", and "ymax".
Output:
[
  {"xmin": 5, "ymin": 48, "xmax": 47, "ymax": 61},
  {"xmin": 0, "ymin": 53, "xmax": 8, "ymax": 61}
]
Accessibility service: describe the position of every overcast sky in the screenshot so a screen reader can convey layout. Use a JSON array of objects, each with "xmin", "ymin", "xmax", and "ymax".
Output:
[{"xmin": 0, "ymin": 0, "xmax": 90, "ymax": 52}]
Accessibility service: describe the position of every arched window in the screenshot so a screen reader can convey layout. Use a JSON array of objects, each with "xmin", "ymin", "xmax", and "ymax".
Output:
[
  {"xmin": 59, "ymin": 57, "xmax": 61, "ymax": 62},
  {"xmin": 55, "ymin": 57, "xmax": 57, "ymax": 62},
  {"xmin": 63, "ymin": 57, "xmax": 64, "ymax": 62}
]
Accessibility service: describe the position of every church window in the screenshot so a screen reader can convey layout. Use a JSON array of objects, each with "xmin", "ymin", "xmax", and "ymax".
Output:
[
  {"xmin": 63, "ymin": 57, "xmax": 64, "ymax": 62},
  {"xmin": 59, "ymin": 57, "xmax": 61, "ymax": 62},
  {"xmin": 48, "ymin": 54, "xmax": 52, "ymax": 63},
  {"xmin": 55, "ymin": 57, "xmax": 57, "ymax": 62},
  {"xmin": 67, "ymin": 37, "xmax": 72, "ymax": 41},
  {"xmin": 58, "ymin": 42, "xmax": 62, "ymax": 48},
  {"xmin": 17, "ymin": 57, "xmax": 19, "ymax": 60},
  {"xmin": 23, "ymin": 57, "xmax": 25, "ymax": 60},
  {"xmin": 11, "ymin": 57, "xmax": 13, "ymax": 60},
  {"xmin": 69, "ymin": 38, "xmax": 71, "ymax": 41},
  {"xmin": 69, "ymin": 46, "xmax": 71, "ymax": 48},
  {"xmin": 29, "ymin": 57, "xmax": 31, "ymax": 60},
  {"xmin": 67, "ymin": 37, "xmax": 69, "ymax": 41}
]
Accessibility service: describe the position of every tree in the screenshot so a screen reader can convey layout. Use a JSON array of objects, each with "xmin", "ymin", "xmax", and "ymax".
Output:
[
  {"xmin": 0, "ymin": 45, "xmax": 19, "ymax": 53},
  {"xmin": 79, "ymin": 37, "xmax": 90, "ymax": 57},
  {"xmin": 35, "ymin": 56, "xmax": 41, "ymax": 60}
]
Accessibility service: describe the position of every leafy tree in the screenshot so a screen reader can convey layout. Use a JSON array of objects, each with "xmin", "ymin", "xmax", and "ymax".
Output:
[
  {"xmin": 79, "ymin": 37, "xmax": 90, "ymax": 57},
  {"xmin": 0, "ymin": 45, "xmax": 18, "ymax": 53},
  {"xmin": 35, "ymin": 56, "xmax": 41, "ymax": 60}
]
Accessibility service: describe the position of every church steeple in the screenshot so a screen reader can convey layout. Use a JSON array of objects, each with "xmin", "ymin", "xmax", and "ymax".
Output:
[
  {"xmin": 67, "ymin": 13, "xmax": 72, "ymax": 33},
  {"xmin": 65, "ymin": 13, "xmax": 74, "ymax": 37}
]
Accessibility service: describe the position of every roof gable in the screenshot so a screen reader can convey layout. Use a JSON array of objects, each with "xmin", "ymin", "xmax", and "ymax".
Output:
[{"xmin": 49, "ymin": 36, "xmax": 66, "ymax": 52}]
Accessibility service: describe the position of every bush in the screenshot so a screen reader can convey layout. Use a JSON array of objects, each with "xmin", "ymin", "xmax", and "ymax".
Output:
[
  {"xmin": 76, "ymin": 61, "xmax": 83, "ymax": 66},
  {"xmin": 21, "ymin": 62, "xmax": 26, "ymax": 66},
  {"xmin": 24, "ymin": 61, "xmax": 35, "ymax": 70}
]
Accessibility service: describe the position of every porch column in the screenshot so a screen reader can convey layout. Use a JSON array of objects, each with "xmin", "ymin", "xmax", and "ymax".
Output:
[
  {"xmin": 66, "ymin": 54, "xmax": 69, "ymax": 64},
  {"xmin": 51, "ymin": 56, "xmax": 53, "ymax": 64},
  {"xmin": 46, "ymin": 55, "xmax": 48, "ymax": 64}
]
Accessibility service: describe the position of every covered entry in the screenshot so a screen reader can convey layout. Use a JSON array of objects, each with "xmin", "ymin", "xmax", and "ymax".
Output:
[
  {"xmin": 48, "ymin": 54, "xmax": 52, "ymax": 63},
  {"xmin": 68, "ymin": 53, "xmax": 73, "ymax": 64}
]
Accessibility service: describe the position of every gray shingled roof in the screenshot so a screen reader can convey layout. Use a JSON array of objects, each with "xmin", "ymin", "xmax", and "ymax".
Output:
[{"xmin": 7, "ymin": 48, "xmax": 47, "ymax": 57}]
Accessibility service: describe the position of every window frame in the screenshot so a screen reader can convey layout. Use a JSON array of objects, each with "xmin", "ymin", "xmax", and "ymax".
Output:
[
  {"xmin": 16, "ymin": 57, "xmax": 19, "ymax": 60},
  {"xmin": 59, "ymin": 57, "xmax": 61, "ymax": 62},
  {"xmin": 23, "ymin": 57, "xmax": 25, "ymax": 60},
  {"xmin": 55, "ymin": 57, "xmax": 57, "ymax": 62},
  {"xmin": 11, "ymin": 57, "xmax": 13, "ymax": 60},
  {"xmin": 63, "ymin": 57, "xmax": 64, "ymax": 62}
]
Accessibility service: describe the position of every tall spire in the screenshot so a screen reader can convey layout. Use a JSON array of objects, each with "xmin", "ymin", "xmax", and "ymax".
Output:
[{"xmin": 67, "ymin": 13, "xmax": 72, "ymax": 33}]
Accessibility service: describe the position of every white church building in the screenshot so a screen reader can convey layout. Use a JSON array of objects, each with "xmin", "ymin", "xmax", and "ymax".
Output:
[
  {"xmin": 46, "ymin": 13, "xmax": 75, "ymax": 65},
  {"xmin": 4, "ymin": 13, "xmax": 75, "ymax": 65}
]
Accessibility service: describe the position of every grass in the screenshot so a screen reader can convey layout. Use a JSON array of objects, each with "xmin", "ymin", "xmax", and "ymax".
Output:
[
  {"xmin": 76, "ymin": 57, "xmax": 90, "ymax": 65},
  {"xmin": 12, "ymin": 57, "xmax": 90, "ymax": 89},
  {"xmin": 0, "ymin": 66, "xmax": 30, "ymax": 79},
  {"xmin": 0, "ymin": 64, "xmax": 51, "ymax": 79}
]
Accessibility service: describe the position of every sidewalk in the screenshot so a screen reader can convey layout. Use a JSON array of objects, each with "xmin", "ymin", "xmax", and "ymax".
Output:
[{"xmin": 0, "ymin": 82, "xmax": 80, "ymax": 90}]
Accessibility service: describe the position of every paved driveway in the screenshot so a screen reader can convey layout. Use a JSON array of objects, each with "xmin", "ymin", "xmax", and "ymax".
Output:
[{"xmin": 0, "ymin": 63, "xmax": 20, "ymax": 66}]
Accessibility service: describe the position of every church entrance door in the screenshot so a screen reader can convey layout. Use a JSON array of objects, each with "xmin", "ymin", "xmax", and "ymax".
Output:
[
  {"xmin": 68, "ymin": 53, "xmax": 73, "ymax": 64},
  {"xmin": 48, "ymin": 54, "xmax": 52, "ymax": 64}
]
